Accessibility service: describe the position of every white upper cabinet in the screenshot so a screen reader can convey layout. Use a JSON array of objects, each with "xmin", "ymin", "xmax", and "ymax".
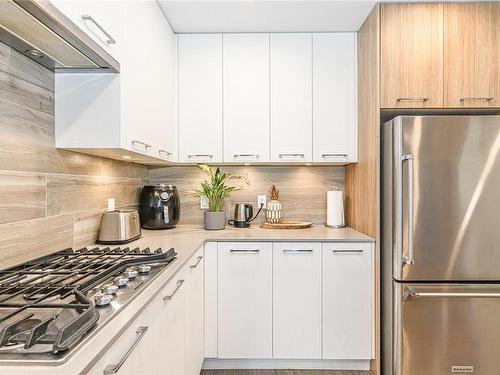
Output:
[
  {"xmin": 223, "ymin": 34, "xmax": 270, "ymax": 163},
  {"xmin": 270, "ymin": 34, "xmax": 312, "ymax": 162},
  {"xmin": 178, "ymin": 34, "xmax": 223, "ymax": 163},
  {"xmin": 313, "ymin": 33, "xmax": 357, "ymax": 163},
  {"xmin": 55, "ymin": 1, "xmax": 177, "ymax": 163},
  {"xmin": 51, "ymin": 0, "xmax": 122, "ymax": 62}
]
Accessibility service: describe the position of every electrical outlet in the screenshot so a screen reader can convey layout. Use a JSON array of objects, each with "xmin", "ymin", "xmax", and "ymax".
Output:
[
  {"xmin": 200, "ymin": 196, "xmax": 209, "ymax": 209},
  {"xmin": 257, "ymin": 195, "xmax": 267, "ymax": 208}
]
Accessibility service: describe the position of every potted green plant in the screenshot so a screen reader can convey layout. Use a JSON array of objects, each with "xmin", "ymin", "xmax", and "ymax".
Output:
[{"xmin": 193, "ymin": 164, "xmax": 247, "ymax": 230}]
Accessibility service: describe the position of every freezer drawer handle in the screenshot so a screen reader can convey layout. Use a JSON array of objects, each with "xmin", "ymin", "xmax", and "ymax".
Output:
[
  {"xmin": 103, "ymin": 326, "xmax": 148, "ymax": 374},
  {"xmin": 406, "ymin": 289, "xmax": 500, "ymax": 299},
  {"xmin": 402, "ymin": 154, "xmax": 415, "ymax": 266}
]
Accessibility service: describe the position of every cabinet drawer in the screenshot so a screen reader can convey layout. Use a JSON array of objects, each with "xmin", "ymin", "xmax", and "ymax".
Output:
[
  {"xmin": 322, "ymin": 242, "xmax": 374, "ymax": 359},
  {"xmin": 217, "ymin": 242, "xmax": 272, "ymax": 358},
  {"xmin": 272, "ymin": 242, "xmax": 321, "ymax": 359}
]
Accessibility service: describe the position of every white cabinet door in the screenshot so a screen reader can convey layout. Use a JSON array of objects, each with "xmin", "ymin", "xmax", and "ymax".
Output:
[
  {"xmin": 121, "ymin": 1, "xmax": 177, "ymax": 161},
  {"xmin": 270, "ymin": 34, "xmax": 312, "ymax": 163},
  {"xmin": 322, "ymin": 242, "xmax": 374, "ymax": 359},
  {"xmin": 50, "ymin": 0, "xmax": 122, "ymax": 62},
  {"xmin": 217, "ymin": 242, "xmax": 273, "ymax": 358},
  {"xmin": 204, "ymin": 242, "xmax": 218, "ymax": 358},
  {"xmin": 184, "ymin": 248, "xmax": 205, "ymax": 375},
  {"xmin": 313, "ymin": 33, "xmax": 357, "ymax": 163},
  {"xmin": 223, "ymin": 34, "xmax": 270, "ymax": 163},
  {"xmin": 179, "ymin": 34, "xmax": 223, "ymax": 163},
  {"xmin": 273, "ymin": 242, "xmax": 321, "ymax": 359}
]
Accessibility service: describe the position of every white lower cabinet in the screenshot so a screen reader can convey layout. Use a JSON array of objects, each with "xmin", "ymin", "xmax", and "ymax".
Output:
[
  {"xmin": 89, "ymin": 249, "xmax": 204, "ymax": 375},
  {"xmin": 217, "ymin": 242, "xmax": 273, "ymax": 358},
  {"xmin": 322, "ymin": 242, "xmax": 374, "ymax": 359},
  {"xmin": 272, "ymin": 242, "xmax": 321, "ymax": 359},
  {"xmin": 184, "ymin": 248, "xmax": 205, "ymax": 375}
]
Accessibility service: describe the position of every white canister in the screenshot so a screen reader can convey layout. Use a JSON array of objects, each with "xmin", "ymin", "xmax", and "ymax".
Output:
[{"xmin": 326, "ymin": 189, "xmax": 345, "ymax": 228}]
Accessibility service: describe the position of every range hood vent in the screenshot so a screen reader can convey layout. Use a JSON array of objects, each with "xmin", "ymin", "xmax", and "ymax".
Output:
[{"xmin": 0, "ymin": 0, "xmax": 119, "ymax": 72}]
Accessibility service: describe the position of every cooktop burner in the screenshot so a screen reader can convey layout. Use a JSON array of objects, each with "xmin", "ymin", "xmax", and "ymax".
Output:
[{"xmin": 0, "ymin": 246, "xmax": 176, "ymax": 363}]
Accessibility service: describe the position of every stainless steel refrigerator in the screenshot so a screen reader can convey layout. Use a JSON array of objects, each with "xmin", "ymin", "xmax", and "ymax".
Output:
[{"xmin": 382, "ymin": 115, "xmax": 500, "ymax": 375}]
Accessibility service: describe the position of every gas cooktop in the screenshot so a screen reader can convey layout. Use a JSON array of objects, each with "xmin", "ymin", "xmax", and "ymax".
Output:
[{"xmin": 0, "ymin": 246, "xmax": 176, "ymax": 364}]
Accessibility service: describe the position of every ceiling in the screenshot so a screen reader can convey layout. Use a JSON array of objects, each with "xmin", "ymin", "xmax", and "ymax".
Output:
[{"xmin": 158, "ymin": 1, "xmax": 377, "ymax": 33}]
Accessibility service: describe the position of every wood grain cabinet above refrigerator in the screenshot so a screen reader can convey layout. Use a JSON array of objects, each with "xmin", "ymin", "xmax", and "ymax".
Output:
[
  {"xmin": 380, "ymin": 2, "xmax": 500, "ymax": 109},
  {"xmin": 55, "ymin": 1, "xmax": 178, "ymax": 164}
]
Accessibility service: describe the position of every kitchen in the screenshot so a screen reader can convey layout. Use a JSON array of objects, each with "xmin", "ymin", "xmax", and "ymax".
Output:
[{"xmin": 0, "ymin": 1, "xmax": 499, "ymax": 375}]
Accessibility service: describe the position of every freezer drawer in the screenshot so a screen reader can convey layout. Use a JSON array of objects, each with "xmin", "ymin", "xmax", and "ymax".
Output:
[{"xmin": 394, "ymin": 283, "xmax": 500, "ymax": 375}]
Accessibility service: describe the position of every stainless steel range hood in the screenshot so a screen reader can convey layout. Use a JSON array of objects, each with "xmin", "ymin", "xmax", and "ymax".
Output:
[{"xmin": 0, "ymin": 0, "xmax": 119, "ymax": 72}]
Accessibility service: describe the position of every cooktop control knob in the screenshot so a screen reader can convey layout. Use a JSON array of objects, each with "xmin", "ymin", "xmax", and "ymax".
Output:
[
  {"xmin": 138, "ymin": 265, "xmax": 151, "ymax": 274},
  {"xmin": 101, "ymin": 284, "xmax": 118, "ymax": 295},
  {"xmin": 94, "ymin": 293, "xmax": 112, "ymax": 307},
  {"xmin": 113, "ymin": 276, "xmax": 128, "ymax": 287},
  {"xmin": 123, "ymin": 269, "xmax": 137, "ymax": 279}
]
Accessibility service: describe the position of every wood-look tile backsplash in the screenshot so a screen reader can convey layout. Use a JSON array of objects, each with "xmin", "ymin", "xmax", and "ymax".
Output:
[
  {"xmin": 149, "ymin": 165, "xmax": 344, "ymax": 226},
  {"xmin": 0, "ymin": 42, "xmax": 148, "ymax": 269}
]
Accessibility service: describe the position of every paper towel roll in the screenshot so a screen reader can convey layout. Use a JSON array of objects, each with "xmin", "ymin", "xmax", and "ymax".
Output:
[{"xmin": 326, "ymin": 190, "xmax": 345, "ymax": 228}]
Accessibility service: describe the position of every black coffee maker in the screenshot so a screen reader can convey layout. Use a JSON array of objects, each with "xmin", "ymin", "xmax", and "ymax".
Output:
[{"xmin": 139, "ymin": 185, "xmax": 180, "ymax": 229}]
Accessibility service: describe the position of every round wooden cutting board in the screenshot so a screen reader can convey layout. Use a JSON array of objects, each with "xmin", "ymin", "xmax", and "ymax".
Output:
[{"xmin": 260, "ymin": 220, "xmax": 313, "ymax": 229}]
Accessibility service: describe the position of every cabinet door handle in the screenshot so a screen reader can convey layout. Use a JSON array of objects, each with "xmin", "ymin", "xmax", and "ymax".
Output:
[
  {"xmin": 190, "ymin": 256, "xmax": 203, "ymax": 268},
  {"xmin": 283, "ymin": 249, "xmax": 314, "ymax": 253},
  {"xmin": 279, "ymin": 153, "xmax": 305, "ymax": 158},
  {"xmin": 103, "ymin": 326, "xmax": 148, "ymax": 374},
  {"xmin": 158, "ymin": 149, "xmax": 172, "ymax": 158},
  {"xmin": 187, "ymin": 154, "xmax": 214, "ymax": 158},
  {"xmin": 163, "ymin": 279, "xmax": 184, "ymax": 302},
  {"xmin": 131, "ymin": 140, "xmax": 152, "ymax": 151},
  {"xmin": 459, "ymin": 97, "xmax": 494, "ymax": 102},
  {"xmin": 332, "ymin": 249, "xmax": 364, "ymax": 253},
  {"xmin": 321, "ymin": 153, "xmax": 348, "ymax": 158},
  {"xmin": 81, "ymin": 15, "xmax": 116, "ymax": 45},
  {"xmin": 233, "ymin": 154, "xmax": 259, "ymax": 159},
  {"xmin": 396, "ymin": 97, "xmax": 429, "ymax": 102},
  {"xmin": 230, "ymin": 249, "xmax": 260, "ymax": 253}
]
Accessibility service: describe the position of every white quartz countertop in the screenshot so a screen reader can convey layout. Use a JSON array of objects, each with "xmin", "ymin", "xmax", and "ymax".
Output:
[{"xmin": 0, "ymin": 225, "xmax": 372, "ymax": 374}]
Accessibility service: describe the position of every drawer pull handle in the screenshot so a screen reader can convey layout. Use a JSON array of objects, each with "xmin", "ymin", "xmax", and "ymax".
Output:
[
  {"xmin": 190, "ymin": 256, "xmax": 203, "ymax": 268},
  {"xmin": 187, "ymin": 154, "xmax": 214, "ymax": 158},
  {"xmin": 158, "ymin": 149, "xmax": 172, "ymax": 158},
  {"xmin": 82, "ymin": 15, "xmax": 116, "ymax": 45},
  {"xmin": 279, "ymin": 153, "xmax": 305, "ymax": 158},
  {"xmin": 321, "ymin": 153, "xmax": 348, "ymax": 158},
  {"xmin": 283, "ymin": 249, "xmax": 314, "ymax": 253},
  {"xmin": 230, "ymin": 249, "xmax": 260, "ymax": 253},
  {"xmin": 103, "ymin": 326, "xmax": 148, "ymax": 374},
  {"xmin": 233, "ymin": 154, "xmax": 259, "ymax": 159},
  {"xmin": 396, "ymin": 97, "xmax": 429, "ymax": 102},
  {"xmin": 131, "ymin": 140, "xmax": 152, "ymax": 151},
  {"xmin": 332, "ymin": 249, "xmax": 364, "ymax": 253},
  {"xmin": 459, "ymin": 97, "xmax": 494, "ymax": 102},
  {"xmin": 163, "ymin": 279, "xmax": 184, "ymax": 302}
]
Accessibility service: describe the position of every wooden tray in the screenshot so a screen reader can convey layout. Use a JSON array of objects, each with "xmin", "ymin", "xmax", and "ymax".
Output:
[{"xmin": 260, "ymin": 220, "xmax": 313, "ymax": 229}]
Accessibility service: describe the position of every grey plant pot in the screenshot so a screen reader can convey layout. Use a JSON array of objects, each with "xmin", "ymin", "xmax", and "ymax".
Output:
[{"xmin": 204, "ymin": 211, "xmax": 226, "ymax": 230}]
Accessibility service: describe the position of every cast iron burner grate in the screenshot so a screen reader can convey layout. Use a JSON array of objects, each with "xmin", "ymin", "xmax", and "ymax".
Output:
[{"xmin": 0, "ymin": 246, "xmax": 176, "ymax": 354}]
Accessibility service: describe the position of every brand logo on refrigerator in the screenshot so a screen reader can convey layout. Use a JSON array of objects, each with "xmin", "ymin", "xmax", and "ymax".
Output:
[{"xmin": 452, "ymin": 365, "xmax": 473, "ymax": 373}]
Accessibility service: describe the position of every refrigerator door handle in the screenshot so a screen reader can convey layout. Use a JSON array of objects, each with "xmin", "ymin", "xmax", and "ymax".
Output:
[
  {"xmin": 402, "ymin": 154, "xmax": 415, "ymax": 265},
  {"xmin": 405, "ymin": 289, "xmax": 500, "ymax": 300}
]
